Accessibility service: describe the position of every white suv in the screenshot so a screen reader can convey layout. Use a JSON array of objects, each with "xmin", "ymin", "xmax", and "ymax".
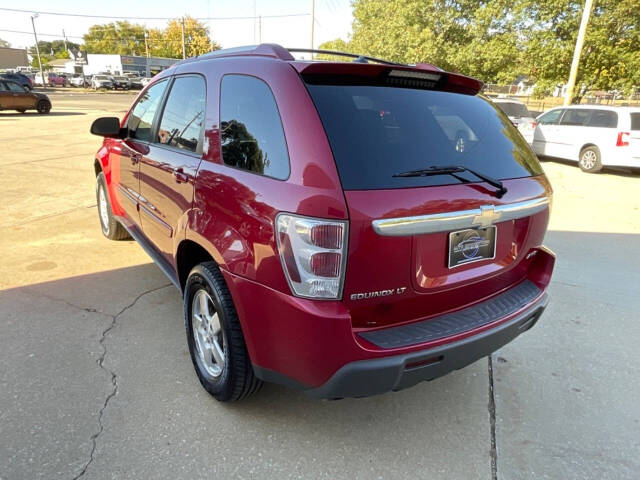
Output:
[{"xmin": 532, "ymin": 105, "xmax": 640, "ymax": 173}]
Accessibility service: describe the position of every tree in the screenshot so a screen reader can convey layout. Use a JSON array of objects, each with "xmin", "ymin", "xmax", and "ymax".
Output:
[
  {"xmin": 149, "ymin": 16, "xmax": 219, "ymax": 58},
  {"xmin": 83, "ymin": 21, "xmax": 147, "ymax": 56},
  {"xmin": 0, "ymin": 38, "xmax": 10, "ymax": 48},
  {"xmin": 319, "ymin": 0, "xmax": 640, "ymax": 96}
]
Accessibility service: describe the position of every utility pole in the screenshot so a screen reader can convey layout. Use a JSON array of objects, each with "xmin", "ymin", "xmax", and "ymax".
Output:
[
  {"xmin": 181, "ymin": 17, "xmax": 186, "ymax": 59},
  {"xmin": 62, "ymin": 29, "xmax": 68, "ymax": 52},
  {"xmin": 144, "ymin": 31, "xmax": 149, "ymax": 58},
  {"xmin": 30, "ymin": 14, "xmax": 46, "ymax": 87},
  {"xmin": 564, "ymin": 0, "xmax": 594, "ymax": 106},
  {"xmin": 258, "ymin": 16, "xmax": 262, "ymax": 44},
  {"xmin": 310, "ymin": 0, "xmax": 315, "ymax": 54}
]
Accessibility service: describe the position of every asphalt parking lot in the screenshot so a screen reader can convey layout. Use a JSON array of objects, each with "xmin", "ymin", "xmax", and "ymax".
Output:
[{"xmin": 1, "ymin": 90, "xmax": 639, "ymax": 480}]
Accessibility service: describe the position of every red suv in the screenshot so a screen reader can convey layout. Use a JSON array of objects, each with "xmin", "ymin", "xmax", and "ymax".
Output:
[{"xmin": 90, "ymin": 44, "xmax": 554, "ymax": 401}]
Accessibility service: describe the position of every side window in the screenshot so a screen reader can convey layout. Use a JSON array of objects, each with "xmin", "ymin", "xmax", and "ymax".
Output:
[
  {"xmin": 127, "ymin": 80, "xmax": 167, "ymax": 142},
  {"xmin": 629, "ymin": 113, "xmax": 640, "ymax": 131},
  {"xmin": 0, "ymin": 82, "xmax": 8, "ymax": 92},
  {"xmin": 560, "ymin": 109, "xmax": 591, "ymax": 126},
  {"xmin": 538, "ymin": 109, "xmax": 563, "ymax": 125},
  {"xmin": 220, "ymin": 75, "xmax": 290, "ymax": 180},
  {"xmin": 588, "ymin": 110, "xmax": 617, "ymax": 128},
  {"xmin": 156, "ymin": 76, "xmax": 206, "ymax": 153},
  {"xmin": 7, "ymin": 81, "xmax": 24, "ymax": 93}
]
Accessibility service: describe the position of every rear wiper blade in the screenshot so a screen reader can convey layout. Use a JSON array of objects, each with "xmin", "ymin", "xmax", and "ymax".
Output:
[{"xmin": 393, "ymin": 165, "xmax": 508, "ymax": 198}]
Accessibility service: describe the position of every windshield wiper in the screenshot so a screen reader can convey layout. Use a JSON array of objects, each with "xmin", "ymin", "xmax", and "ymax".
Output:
[{"xmin": 393, "ymin": 165, "xmax": 508, "ymax": 198}]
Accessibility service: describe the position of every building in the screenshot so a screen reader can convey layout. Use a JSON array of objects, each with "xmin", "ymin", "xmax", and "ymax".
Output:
[
  {"xmin": 0, "ymin": 47, "xmax": 29, "ymax": 70},
  {"xmin": 82, "ymin": 54, "xmax": 177, "ymax": 77}
]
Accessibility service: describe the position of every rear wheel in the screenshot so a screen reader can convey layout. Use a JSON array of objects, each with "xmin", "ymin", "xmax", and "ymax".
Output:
[
  {"xmin": 95, "ymin": 172, "xmax": 130, "ymax": 240},
  {"xmin": 578, "ymin": 146, "xmax": 602, "ymax": 173},
  {"xmin": 36, "ymin": 100, "xmax": 51, "ymax": 114},
  {"xmin": 184, "ymin": 262, "xmax": 262, "ymax": 402}
]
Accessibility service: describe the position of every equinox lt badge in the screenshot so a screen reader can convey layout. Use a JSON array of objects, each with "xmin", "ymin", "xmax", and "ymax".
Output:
[{"xmin": 350, "ymin": 287, "xmax": 407, "ymax": 300}]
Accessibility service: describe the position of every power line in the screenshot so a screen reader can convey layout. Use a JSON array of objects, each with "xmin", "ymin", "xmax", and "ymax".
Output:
[
  {"xmin": 0, "ymin": 7, "xmax": 309, "ymax": 21},
  {"xmin": 0, "ymin": 29, "xmax": 197, "ymax": 45}
]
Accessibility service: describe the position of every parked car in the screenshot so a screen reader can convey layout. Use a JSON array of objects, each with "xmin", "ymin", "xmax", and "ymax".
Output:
[
  {"xmin": 90, "ymin": 44, "xmax": 555, "ymax": 402},
  {"xmin": 69, "ymin": 74, "xmax": 89, "ymax": 87},
  {"xmin": 0, "ymin": 79, "xmax": 51, "ymax": 113},
  {"xmin": 111, "ymin": 75, "xmax": 131, "ymax": 90},
  {"xmin": 0, "ymin": 72, "xmax": 33, "ymax": 91},
  {"xmin": 532, "ymin": 105, "xmax": 640, "ymax": 172},
  {"xmin": 140, "ymin": 77, "xmax": 152, "ymax": 87},
  {"xmin": 127, "ymin": 77, "xmax": 143, "ymax": 89},
  {"xmin": 91, "ymin": 75, "xmax": 114, "ymax": 89},
  {"xmin": 493, "ymin": 98, "xmax": 536, "ymax": 144},
  {"xmin": 32, "ymin": 72, "xmax": 68, "ymax": 87}
]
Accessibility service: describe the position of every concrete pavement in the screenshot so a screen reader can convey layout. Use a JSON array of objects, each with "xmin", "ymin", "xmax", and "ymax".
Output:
[{"xmin": 1, "ymin": 92, "xmax": 639, "ymax": 479}]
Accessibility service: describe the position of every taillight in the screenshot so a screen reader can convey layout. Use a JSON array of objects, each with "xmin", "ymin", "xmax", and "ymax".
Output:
[
  {"xmin": 616, "ymin": 131, "xmax": 630, "ymax": 147},
  {"xmin": 275, "ymin": 214, "xmax": 348, "ymax": 299}
]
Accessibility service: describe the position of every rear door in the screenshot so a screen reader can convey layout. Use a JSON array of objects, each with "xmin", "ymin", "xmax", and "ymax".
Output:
[
  {"xmin": 138, "ymin": 74, "xmax": 206, "ymax": 261},
  {"xmin": 5, "ymin": 81, "xmax": 35, "ymax": 109},
  {"xmin": 306, "ymin": 81, "xmax": 550, "ymax": 329}
]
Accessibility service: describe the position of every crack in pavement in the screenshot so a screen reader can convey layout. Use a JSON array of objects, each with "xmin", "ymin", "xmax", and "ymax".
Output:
[
  {"xmin": 71, "ymin": 284, "xmax": 172, "ymax": 480},
  {"xmin": 488, "ymin": 355, "xmax": 498, "ymax": 480}
]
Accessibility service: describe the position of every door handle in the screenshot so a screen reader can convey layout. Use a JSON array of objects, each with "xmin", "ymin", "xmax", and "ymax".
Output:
[
  {"xmin": 130, "ymin": 153, "xmax": 141, "ymax": 165},
  {"xmin": 172, "ymin": 168, "xmax": 188, "ymax": 183}
]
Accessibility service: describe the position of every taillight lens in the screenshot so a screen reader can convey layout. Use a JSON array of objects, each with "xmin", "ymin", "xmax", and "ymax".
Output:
[
  {"xmin": 616, "ymin": 131, "xmax": 630, "ymax": 147},
  {"xmin": 275, "ymin": 214, "xmax": 348, "ymax": 299}
]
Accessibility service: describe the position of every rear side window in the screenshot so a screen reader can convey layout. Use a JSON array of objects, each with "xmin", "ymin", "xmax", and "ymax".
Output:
[
  {"xmin": 156, "ymin": 76, "xmax": 206, "ymax": 153},
  {"xmin": 306, "ymin": 84, "xmax": 542, "ymax": 190},
  {"xmin": 630, "ymin": 113, "xmax": 640, "ymax": 131},
  {"xmin": 220, "ymin": 75, "xmax": 290, "ymax": 180},
  {"xmin": 560, "ymin": 109, "xmax": 591, "ymax": 126},
  {"xmin": 587, "ymin": 110, "xmax": 617, "ymax": 128},
  {"xmin": 127, "ymin": 80, "xmax": 167, "ymax": 142},
  {"xmin": 6, "ymin": 81, "xmax": 24, "ymax": 93}
]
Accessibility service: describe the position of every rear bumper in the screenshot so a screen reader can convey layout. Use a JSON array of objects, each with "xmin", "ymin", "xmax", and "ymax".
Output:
[{"xmin": 303, "ymin": 292, "xmax": 547, "ymax": 398}]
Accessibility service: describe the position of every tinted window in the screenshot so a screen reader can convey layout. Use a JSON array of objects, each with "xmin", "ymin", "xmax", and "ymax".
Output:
[
  {"xmin": 587, "ymin": 110, "xmax": 617, "ymax": 128},
  {"xmin": 630, "ymin": 113, "xmax": 640, "ymax": 131},
  {"xmin": 127, "ymin": 80, "xmax": 167, "ymax": 142},
  {"xmin": 306, "ymin": 84, "xmax": 542, "ymax": 190},
  {"xmin": 220, "ymin": 75, "xmax": 290, "ymax": 180},
  {"xmin": 0, "ymin": 82, "xmax": 8, "ymax": 92},
  {"xmin": 156, "ymin": 76, "xmax": 205, "ymax": 153},
  {"xmin": 7, "ymin": 82, "xmax": 24, "ymax": 93},
  {"xmin": 496, "ymin": 102, "xmax": 530, "ymax": 118},
  {"xmin": 538, "ymin": 109, "xmax": 563, "ymax": 125},
  {"xmin": 560, "ymin": 109, "xmax": 591, "ymax": 126}
]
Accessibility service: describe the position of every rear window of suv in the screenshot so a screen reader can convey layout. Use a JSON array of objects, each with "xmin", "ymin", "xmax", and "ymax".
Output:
[
  {"xmin": 495, "ymin": 101, "xmax": 530, "ymax": 118},
  {"xmin": 305, "ymin": 84, "xmax": 542, "ymax": 190}
]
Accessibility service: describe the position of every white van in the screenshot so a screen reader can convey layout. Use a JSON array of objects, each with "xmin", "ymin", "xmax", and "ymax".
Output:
[{"xmin": 532, "ymin": 105, "xmax": 640, "ymax": 172}]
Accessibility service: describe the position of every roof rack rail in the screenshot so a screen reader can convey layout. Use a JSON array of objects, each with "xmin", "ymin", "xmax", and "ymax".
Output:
[{"xmin": 287, "ymin": 48, "xmax": 403, "ymax": 66}]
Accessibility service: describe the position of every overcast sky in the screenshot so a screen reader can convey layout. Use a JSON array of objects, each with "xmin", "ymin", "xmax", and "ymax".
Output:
[{"xmin": 0, "ymin": 0, "xmax": 353, "ymax": 52}]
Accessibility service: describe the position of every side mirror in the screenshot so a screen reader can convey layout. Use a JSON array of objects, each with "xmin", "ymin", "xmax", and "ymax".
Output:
[{"xmin": 90, "ymin": 117, "xmax": 125, "ymax": 138}]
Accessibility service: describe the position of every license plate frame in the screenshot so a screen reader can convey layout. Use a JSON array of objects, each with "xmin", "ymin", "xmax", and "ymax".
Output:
[{"xmin": 448, "ymin": 227, "xmax": 497, "ymax": 269}]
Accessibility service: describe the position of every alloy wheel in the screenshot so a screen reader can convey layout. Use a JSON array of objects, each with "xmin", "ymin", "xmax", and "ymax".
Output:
[{"xmin": 191, "ymin": 289, "xmax": 225, "ymax": 378}]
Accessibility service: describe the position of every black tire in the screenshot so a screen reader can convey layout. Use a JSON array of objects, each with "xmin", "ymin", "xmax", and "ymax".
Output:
[
  {"xmin": 36, "ymin": 100, "xmax": 51, "ymax": 114},
  {"xmin": 184, "ymin": 262, "xmax": 262, "ymax": 402},
  {"xmin": 578, "ymin": 146, "xmax": 602, "ymax": 173},
  {"xmin": 95, "ymin": 172, "xmax": 130, "ymax": 240},
  {"xmin": 16, "ymin": 109, "xmax": 26, "ymax": 113}
]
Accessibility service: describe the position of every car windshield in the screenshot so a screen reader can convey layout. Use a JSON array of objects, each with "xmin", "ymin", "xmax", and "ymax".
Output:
[
  {"xmin": 305, "ymin": 84, "xmax": 543, "ymax": 190},
  {"xmin": 495, "ymin": 101, "xmax": 530, "ymax": 118}
]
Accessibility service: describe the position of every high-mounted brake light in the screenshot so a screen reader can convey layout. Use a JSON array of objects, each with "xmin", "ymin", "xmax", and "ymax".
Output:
[
  {"xmin": 616, "ymin": 131, "xmax": 630, "ymax": 147},
  {"xmin": 276, "ymin": 214, "xmax": 348, "ymax": 299},
  {"xmin": 388, "ymin": 69, "xmax": 441, "ymax": 82}
]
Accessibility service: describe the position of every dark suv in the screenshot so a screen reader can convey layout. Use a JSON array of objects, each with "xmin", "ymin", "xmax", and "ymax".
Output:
[{"xmin": 91, "ymin": 44, "xmax": 554, "ymax": 402}]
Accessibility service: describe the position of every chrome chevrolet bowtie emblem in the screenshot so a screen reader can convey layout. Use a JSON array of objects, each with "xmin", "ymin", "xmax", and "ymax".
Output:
[{"xmin": 472, "ymin": 205, "xmax": 502, "ymax": 228}]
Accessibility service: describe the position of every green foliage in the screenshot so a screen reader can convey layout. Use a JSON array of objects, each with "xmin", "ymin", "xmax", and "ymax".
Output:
[
  {"xmin": 0, "ymin": 38, "xmax": 10, "ymax": 48},
  {"xmin": 319, "ymin": 0, "xmax": 639, "ymax": 93},
  {"xmin": 83, "ymin": 17, "xmax": 219, "ymax": 59}
]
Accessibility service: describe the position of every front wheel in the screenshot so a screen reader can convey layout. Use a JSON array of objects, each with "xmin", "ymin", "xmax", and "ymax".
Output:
[
  {"xmin": 95, "ymin": 172, "xmax": 130, "ymax": 240},
  {"xmin": 36, "ymin": 100, "xmax": 51, "ymax": 114},
  {"xmin": 579, "ymin": 146, "xmax": 602, "ymax": 173},
  {"xmin": 184, "ymin": 262, "xmax": 262, "ymax": 402}
]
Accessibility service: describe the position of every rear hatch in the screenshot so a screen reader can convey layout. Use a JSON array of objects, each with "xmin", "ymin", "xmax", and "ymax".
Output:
[{"xmin": 301, "ymin": 64, "xmax": 551, "ymax": 329}]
